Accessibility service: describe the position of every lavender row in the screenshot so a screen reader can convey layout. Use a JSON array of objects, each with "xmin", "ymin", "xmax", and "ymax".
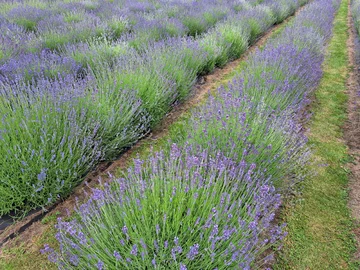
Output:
[
  {"xmin": 42, "ymin": 0, "xmax": 340, "ymax": 269},
  {"xmin": 0, "ymin": 0, "xmax": 245, "ymax": 55},
  {"xmin": 352, "ymin": 0, "xmax": 360, "ymax": 34},
  {"xmin": 0, "ymin": 0, "xmax": 300, "ymax": 85},
  {"xmin": 0, "ymin": 0, "xmax": 250, "ymax": 83},
  {"xmin": 178, "ymin": 0, "xmax": 340, "ymax": 188},
  {"xmin": 0, "ymin": 0, "xmax": 263, "ymax": 70},
  {"xmin": 0, "ymin": 0, "xmax": 304, "ymax": 216}
]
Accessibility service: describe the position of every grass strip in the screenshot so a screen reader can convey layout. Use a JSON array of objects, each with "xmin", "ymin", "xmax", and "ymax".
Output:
[{"xmin": 274, "ymin": 0, "xmax": 359, "ymax": 269}]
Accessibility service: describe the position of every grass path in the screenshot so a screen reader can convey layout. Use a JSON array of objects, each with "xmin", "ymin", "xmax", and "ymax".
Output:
[{"xmin": 274, "ymin": 0, "xmax": 359, "ymax": 268}]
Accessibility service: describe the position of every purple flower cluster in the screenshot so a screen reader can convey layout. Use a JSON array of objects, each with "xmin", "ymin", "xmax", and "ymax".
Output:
[{"xmin": 45, "ymin": 144, "xmax": 285, "ymax": 269}]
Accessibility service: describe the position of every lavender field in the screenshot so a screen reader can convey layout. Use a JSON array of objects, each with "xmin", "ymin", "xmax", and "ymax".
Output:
[
  {"xmin": 1, "ymin": 0, "xmax": 358, "ymax": 269},
  {"xmin": 0, "ymin": 0, "xmax": 306, "ymax": 217}
]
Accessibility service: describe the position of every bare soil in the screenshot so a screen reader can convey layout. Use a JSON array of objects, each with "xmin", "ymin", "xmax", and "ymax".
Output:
[
  {"xmin": 344, "ymin": 1, "xmax": 360, "ymax": 261},
  {"xmin": 0, "ymin": 10, "xmax": 302, "ymax": 252}
]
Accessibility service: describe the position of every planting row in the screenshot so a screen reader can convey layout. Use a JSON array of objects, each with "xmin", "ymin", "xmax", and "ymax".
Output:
[
  {"xmin": 0, "ymin": 0, "xmax": 303, "ymax": 59},
  {"xmin": 352, "ymin": 0, "xmax": 360, "ymax": 35},
  {"xmin": 0, "ymin": 0, "xmax": 305, "ymax": 216},
  {"xmin": 0, "ymin": 0, "xmax": 290, "ymax": 85},
  {"xmin": 0, "ymin": 0, "xmax": 299, "ymax": 85},
  {"xmin": 42, "ymin": 0, "xmax": 340, "ymax": 269},
  {"xmin": 0, "ymin": 0, "xmax": 256, "ymax": 58}
]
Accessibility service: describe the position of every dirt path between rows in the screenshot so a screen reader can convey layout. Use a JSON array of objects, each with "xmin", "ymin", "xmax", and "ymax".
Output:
[
  {"xmin": 0, "ymin": 8, "xmax": 305, "ymax": 252},
  {"xmin": 345, "ymin": 1, "xmax": 360, "ymax": 262}
]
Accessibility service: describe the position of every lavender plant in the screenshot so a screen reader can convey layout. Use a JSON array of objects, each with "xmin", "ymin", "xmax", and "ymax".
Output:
[
  {"xmin": 141, "ymin": 37, "xmax": 208, "ymax": 101},
  {"xmin": 0, "ymin": 76, "xmax": 102, "ymax": 215},
  {"xmin": 180, "ymin": 84, "xmax": 310, "ymax": 188},
  {"xmin": 352, "ymin": 0, "xmax": 360, "ymax": 34},
  {"xmin": 237, "ymin": 44, "xmax": 323, "ymax": 110},
  {"xmin": 199, "ymin": 16, "xmax": 250, "ymax": 67},
  {"xmin": 43, "ymin": 144, "xmax": 285, "ymax": 269},
  {"xmin": 242, "ymin": 6, "xmax": 276, "ymax": 42},
  {"xmin": 264, "ymin": 0, "xmax": 302, "ymax": 23},
  {"xmin": 0, "ymin": 75, "xmax": 148, "ymax": 215},
  {"xmin": 7, "ymin": 5, "xmax": 51, "ymax": 31},
  {"xmin": 61, "ymin": 38, "xmax": 129, "ymax": 73},
  {"xmin": 37, "ymin": 12, "xmax": 107, "ymax": 51},
  {"xmin": 0, "ymin": 19, "xmax": 36, "ymax": 63},
  {"xmin": 0, "ymin": 49, "xmax": 83, "ymax": 83},
  {"xmin": 91, "ymin": 49, "xmax": 178, "ymax": 127}
]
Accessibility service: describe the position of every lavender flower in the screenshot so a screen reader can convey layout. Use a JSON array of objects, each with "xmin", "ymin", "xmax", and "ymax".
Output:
[{"xmin": 46, "ymin": 144, "xmax": 283, "ymax": 269}]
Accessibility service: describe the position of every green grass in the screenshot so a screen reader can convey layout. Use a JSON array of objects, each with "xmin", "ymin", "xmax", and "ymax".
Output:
[
  {"xmin": 0, "ymin": 226, "xmax": 57, "ymax": 270},
  {"xmin": 274, "ymin": 0, "xmax": 359, "ymax": 269}
]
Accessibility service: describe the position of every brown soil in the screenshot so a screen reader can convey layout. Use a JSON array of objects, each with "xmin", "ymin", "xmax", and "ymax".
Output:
[
  {"xmin": 344, "ymin": 1, "xmax": 360, "ymax": 261},
  {"xmin": 0, "ymin": 9, "xmax": 302, "ymax": 252}
]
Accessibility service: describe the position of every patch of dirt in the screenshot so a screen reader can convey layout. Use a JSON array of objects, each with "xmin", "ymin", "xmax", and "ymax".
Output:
[
  {"xmin": 0, "ymin": 10, "xmax": 303, "ymax": 251},
  {"xmin": 344, "ymin": 1, "xmax": 360, "ymax": 262}
]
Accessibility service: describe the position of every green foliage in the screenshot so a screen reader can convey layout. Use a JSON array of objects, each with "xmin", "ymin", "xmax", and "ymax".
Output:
[{"xmin": 14, "ymin": 18, "xmax": 37, "ymax": 31}]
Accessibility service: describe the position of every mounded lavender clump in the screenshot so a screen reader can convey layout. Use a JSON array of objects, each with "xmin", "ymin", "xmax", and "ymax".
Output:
[
  {"xmin": 0, "ymin": 75, "xmax": 149, "ymax": 215},
  {"xmin": 183, "ymin": 83, "xmax": 310, "ymax": 188},
  {"xmin": 44, "ymin": 144, "xmax": 285, "ymax": 269},
  {"xmin": 0, "ymin": 49, "xmax": 83, "ymax": 83},
  {"xmin": 238, "ymin": 43, "xmax": 323, "ymax": 110}
]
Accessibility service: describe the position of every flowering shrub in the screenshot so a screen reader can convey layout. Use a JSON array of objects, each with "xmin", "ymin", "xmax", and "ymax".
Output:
[
  {"xmin": 0, "ymin": 75, "xmax": 148, "ymax": 215},
  {"xmin": 183, "ymin": 84, "xmax": 310, "ymax": 188},
  {"xmin": 43, "ymin": 144, "xmax": 285, "ymax": 269}
]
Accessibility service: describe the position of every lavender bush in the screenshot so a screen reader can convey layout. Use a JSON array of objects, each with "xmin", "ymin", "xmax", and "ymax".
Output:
[
  {"xmin": 7, "ymin": 5, "xmax": 51, "ymax": 31},
  {"xmin": 44, "ymin": 144, "xmax": 285, "ymax": 269},
  {"xmin": 181, "ymin": 85, "xmax": 310, "ymax": 188},
  {"xmin": 0, "ymin": 49, "xmax": 82, "ymax": 83},
  {"xmin": 0, "ymin": 75, "xmax": 149, "ymax": 216},
  {"xmin": 199, "ymin": 15, "xmax": 250, "ymax": 67},
  {"xmin": 237, "ymin": 44, "xmax": 323, "ymax": 110},
  {"xmin": 0, "ymin": 76, "xmax": 102, "ymax": 215}
]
